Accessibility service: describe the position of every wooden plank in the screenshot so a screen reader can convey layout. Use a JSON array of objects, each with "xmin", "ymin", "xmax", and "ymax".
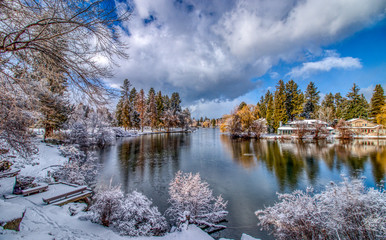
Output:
[
  {"xmin": 0, "ymin": 169, "xmax": 20, "ymax": 178},
  {"xmin": 43, "ymin": 186, "xmax": 87, "ymax": 204},
  {"xmin": 22, "ymin": 184, "xmax": 48, "ymax": 196},
  {"xmin": 52, "ymin": 191, "xmax": 92, "ymax": 206}
]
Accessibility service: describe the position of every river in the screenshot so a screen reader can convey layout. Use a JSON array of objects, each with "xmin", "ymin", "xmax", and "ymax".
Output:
[{"xmin": 97, "ymin": 128, "xmax": 386, "ymax": 239}]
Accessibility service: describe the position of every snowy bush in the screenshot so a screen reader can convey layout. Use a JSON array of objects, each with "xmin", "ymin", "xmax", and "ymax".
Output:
[
  {"xmin": 166, "ymin": 171, "xmax": 228, "ymax": 231},
  {"xmin": 116, "ymin": 191, "xmax": 167, "ymax": 236},
  {"xmin": 54, "ymin": 148, "xmax": 99, "ymax": 186},
  {"xmin": 89, "ymin": 186, "xmax": 167, "ymax": 236},
  {"xmin": 89, "ymin": 185, "xmax": 124, "ymax": 227},
  {"xmin": 256, "ymin": 177, "xmax": 386, "ymax": 240}
]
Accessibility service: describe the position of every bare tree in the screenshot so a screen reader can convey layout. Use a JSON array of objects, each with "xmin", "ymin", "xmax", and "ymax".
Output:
[
  {"xmin": 313, "ymin": 122, "xmax": 329, "ymax": 139},
  {"xmin": 295, "ymin": 122, "xmax": 308, "ymax": 139},
  {"xmin": 336, "ymin": 119, "xmax": 354, "ymax": 139},
  {"xmin": 251, "ymin": 119, "xmax": 267, "ymax": 138},
  {"xmin": 0, "ymin": 0, "xmax": 129, "ymax": 155}
]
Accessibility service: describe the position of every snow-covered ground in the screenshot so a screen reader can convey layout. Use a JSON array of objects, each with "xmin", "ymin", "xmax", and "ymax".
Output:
[{"xmin": 1, "ymin": 139, "xmax": 259, "ymax": 240}]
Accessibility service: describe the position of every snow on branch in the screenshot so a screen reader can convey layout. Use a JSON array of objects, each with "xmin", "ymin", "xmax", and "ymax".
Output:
[
  {"xmin": 256, "ymin": 177, "xmax": 386, "ymax": 240},
  {"xmin": 166, "ymin": 171, "xmax": 228, "ymax": 231},
  {"xmin": 89, "ymin": 185, "xmax": 167, "ymax": 236}
]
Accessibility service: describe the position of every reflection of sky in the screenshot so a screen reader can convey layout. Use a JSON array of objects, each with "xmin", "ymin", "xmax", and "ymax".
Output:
[{"xmin": 97, "ymin": 129, "xmax": 385, "ymax": 240}]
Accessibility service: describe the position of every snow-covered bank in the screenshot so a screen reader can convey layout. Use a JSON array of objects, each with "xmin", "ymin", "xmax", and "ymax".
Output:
[
  {"xmin": 1, "ymin": 140, "xmax": 252, "ymax": 240},
  {"xmin": 0, "ymin": 195, "xmax": 214, "ymax": 240}
]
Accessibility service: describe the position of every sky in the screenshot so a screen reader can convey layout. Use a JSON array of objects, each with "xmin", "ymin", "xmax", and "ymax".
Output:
[{"xmin": 105, "ymin": 0, "xmax": 386, "ymax": 118}]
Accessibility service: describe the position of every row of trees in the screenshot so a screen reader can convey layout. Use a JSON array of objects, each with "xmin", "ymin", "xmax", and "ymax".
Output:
[
  {"xmin": 256, "ymin": 80, "xmax": 385, "ymax": 132},
  {"xmin": 115, "ymin": 79, "xmax": 192, "ymax": 132}
]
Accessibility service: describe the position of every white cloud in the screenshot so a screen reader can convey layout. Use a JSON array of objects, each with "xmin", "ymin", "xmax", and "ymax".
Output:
[
  {"xmin": 288, "ymin": 56, "xmax": 362, "ymax": 78},
  {"xmin": 106, "ymin": 0, "xmax": 386, "ymax": 117},
  {"xmin": 360, "ymin": 85, "xmax": 374, "ymax": 101}
]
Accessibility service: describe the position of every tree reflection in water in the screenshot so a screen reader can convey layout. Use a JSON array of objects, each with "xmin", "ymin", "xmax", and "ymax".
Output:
[
  {"xmin": 117, "ymin": 133, "xmax": 190, "ymax": 193},
  {"xmin": 220, "ymin": 135, "xmax": 386, "ymax": 189}
]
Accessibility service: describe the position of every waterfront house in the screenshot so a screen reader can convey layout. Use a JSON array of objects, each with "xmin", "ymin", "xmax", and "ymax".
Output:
[
  {"xmin": 278, "ymin": 119, "xmax": 334, "ymax": 136},
  {"xmin": 346, "ymin": 118, "xmax": 384, "ymax": 136}
]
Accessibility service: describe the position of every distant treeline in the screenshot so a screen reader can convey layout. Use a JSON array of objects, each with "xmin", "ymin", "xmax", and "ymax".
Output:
[
  {"xmin": 115, "ymin": 79, "xmax": 192, "ymax": 131},
  {"xmin": 227, "ymin": 80, "xmax": 385, "ymax": 133}
]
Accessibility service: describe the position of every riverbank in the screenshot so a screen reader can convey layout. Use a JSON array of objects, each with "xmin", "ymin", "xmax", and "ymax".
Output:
[{"xmin": 0, "ymin": 137, "xmax": 259, "ymax": 240}]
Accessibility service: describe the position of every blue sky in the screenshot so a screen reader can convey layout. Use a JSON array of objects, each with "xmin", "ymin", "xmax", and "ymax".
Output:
[{"xmin": 106, "ymin": 0, "xmax": 386, "ymax": 118}]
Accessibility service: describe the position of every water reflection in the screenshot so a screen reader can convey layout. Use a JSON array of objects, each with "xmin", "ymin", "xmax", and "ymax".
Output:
[
  {"xmin": 220, "ymin": 135, "xmax": 386, "ymax": 189},
  {"xmin": 99, "ymin": 130, "xmax": 386, "ymax": 240}
]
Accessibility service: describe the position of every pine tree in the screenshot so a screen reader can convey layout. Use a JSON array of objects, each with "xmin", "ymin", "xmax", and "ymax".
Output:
[
  {"xmin": 116, "ymin": 79, "xmax": 131, "ymax": 130},
  {"xmin": 32, "ymin": 52, "xmax": 70, "ymax": 140},
  {"xmin": 155, "ymin": 91, "xmax": 164, "ymax": 129},
  {"xmin": 147, "ymin": 88, "xmax": 157, "ymax": 130},
  {"xmin": 370, "ymin": 84, "xmax": 385, "ymax": 122},
  {"xmin": 334, "ymin": 93, "xmax": 346, "ymax": 119},
  {"xmin": 285, "ymin": 80, "xmax": 303, "ymax": 121},
  {"xmin": 136, "ymin": 89, "xmax": 146, "ymax": 132},
  {"xmin": 258, "ymin": 95, "xmax": 267, "ymax": 119},
  {"xmin": 266, "ymin": 93, "xmax": 274, "ymax": 132},
  {"xmin": 320, "ymin": 93, "xmax": 336, "ymax": 122},
  {"xmin": 129, "ymin": 87, "xmax": 139, "ymax": 129},
  {"xmin": 302, "ymin": 82, "xmax": 320, "ymax": 119},
  {"xmin": 345, "ymin": 84, "xmax": 368, "ymax": 119},
  {"xmin": 273, "ymin": 80, "xmax": 287, "ymax": 131}
]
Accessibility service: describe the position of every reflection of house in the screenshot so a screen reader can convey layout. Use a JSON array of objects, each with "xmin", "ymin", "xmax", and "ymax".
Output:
[
  {"xmin": 278, "ymin": 119, "xmax": 334, "ymax": 136},
  {"xmin": 346, "ymin": 118, "xmax": 384, "ymax": 136}
]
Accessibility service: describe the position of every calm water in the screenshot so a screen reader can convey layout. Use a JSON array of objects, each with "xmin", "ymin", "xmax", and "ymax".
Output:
[{"xmin": 97, "ymin": 128, "xmax": 386, "ymax": 239}]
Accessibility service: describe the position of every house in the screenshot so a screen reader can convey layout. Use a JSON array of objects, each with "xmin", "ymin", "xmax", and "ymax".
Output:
[
  {"xmin": 346, "ymin": 118, "xmax": 384, "ymax": 136},
  {"xmin": 278, "ymin": 119, "xmax": 334, "ymax": 136}
]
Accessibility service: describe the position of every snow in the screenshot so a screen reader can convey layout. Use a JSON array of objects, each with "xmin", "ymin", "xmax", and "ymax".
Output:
[
  {"xmin": 0, "ymin": 177, "xmax": 15, "ymax": 196},
  {"xmin": 24, "ymin": 183, "xmax": 86, "ymax": 205},
  {"xmin": 14, "ymin": 140, "xmax": 67, "ymax": 180},
  {"xmin": 1, "ymin": 195, "xmax": 214, "ymax": 240},
  {"xmin": 0, "ymin": 138, "xmax": 253, "ymax": 240},
  {"xmin": 241, "ymin": 233, "xmax": 261, "ymax": 240},
  {"xmin": 0, "ymin": 199, "xmax": 25, "ymax": 224}
]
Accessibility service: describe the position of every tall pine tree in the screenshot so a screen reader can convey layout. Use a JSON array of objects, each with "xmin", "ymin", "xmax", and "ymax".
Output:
[
  {"xmin": 345, "ymin": 84, "xmax": 368, "ymax": 120},
  {"xmin": 285, "ymin": 80, "xmax": 303, "ymax": 121},
  {"xmin": 302, "ymin": 82, "xmax": 320, "ymax": 119},
  {"xmin": 369, "ymin": 84, "xmax": 385, "ymax": 122},
  {"xmin": 273, "ymin": 80, "xmax": 287, "ymax": 131},
  {"xmin": 116, "ymin": 79, "xmax": 131, "ymax": 130}
]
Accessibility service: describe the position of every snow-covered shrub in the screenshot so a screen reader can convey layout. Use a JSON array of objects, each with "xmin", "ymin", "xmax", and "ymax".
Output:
[
  {"xmin": 89, "ymin": 186, "xmax": 167, "ymax": 236},
  {"xmin": 116, "ymin": 191, "xmax": 167, "ymax": 236},
  {"xmin": 256, "ymin": 177, "xmax": 386, "ymax": 240},
  {"xmin": 54, "ymin": 148, "xmax": 99, "ymax": 186},
  {"xmin": 166, "ymin": 171, "xmax": 228, "ymax": 231},
  {"xmin": 89, "ymin": 185, "xmax": 124, "ymax": 227}
]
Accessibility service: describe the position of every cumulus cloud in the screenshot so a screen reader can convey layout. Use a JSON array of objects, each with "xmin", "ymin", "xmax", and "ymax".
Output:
[
  {"xmin": 106, "ymin": 0, "xmax": 386, "ymax": 116},
  {"xmin": 288, "ymin": 56, "xmax": 362, "ymax": 78}
]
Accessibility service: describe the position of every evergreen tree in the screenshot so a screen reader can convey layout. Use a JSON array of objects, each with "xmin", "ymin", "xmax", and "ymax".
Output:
[
  {"xmin": 320, "ymin": 93, "xmax": 336, "ymax": 122},
  {"xmin": 285, "ymin": 80, "xmax": 303, "ymax": 121},
  {"xmin": 345, "ymin": 84, "xmax": 368, "ymax": 119},
  {"xmin": 32, "ymin": 52, "xmax": 70, "ymax": 140},
  {"xmin": 258, "ymin": 95, "xmax": 267, "ymax": 119},
  {"xmin": 136, "ymin": 89, "xmax": 146, "ymax": 131},
  {"xmin": 273, "ymin": 80, "xmax": 287, "ymax": 131},
  {"xmin": 170, "ymin": 92, "xmax": 182, "ymax": 114},
  {"xmin": 116, "ymin": 79, "xmax": 132, "ymax": 130},
  {"xmin": 334, "ymin": 93, "xmax": 346, "ymax": 119},
  {"xmin": 129, "ymin": 87, "xmax": 139, "ymax": 129},
  {"xmin": 302, "ymin": 82, "xmax": 320, "ymax": 119},
  {"xmin": 238, "ymin": 102, "xmax": 247, "ymax": 111},
  {"xmin": 147, "ymin": 88, "xmax": 158, "ymax": 130},
  {"xmin": 266, "ymin": 93, "xmax": 274, "ymax": 132},
  {"xmin": 369, "ymin": 84, "xmax": 385, "ymax": 122},
  {"xmin": 155, "ymin": 91, "xmax": 164, "ymax": 128}
]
